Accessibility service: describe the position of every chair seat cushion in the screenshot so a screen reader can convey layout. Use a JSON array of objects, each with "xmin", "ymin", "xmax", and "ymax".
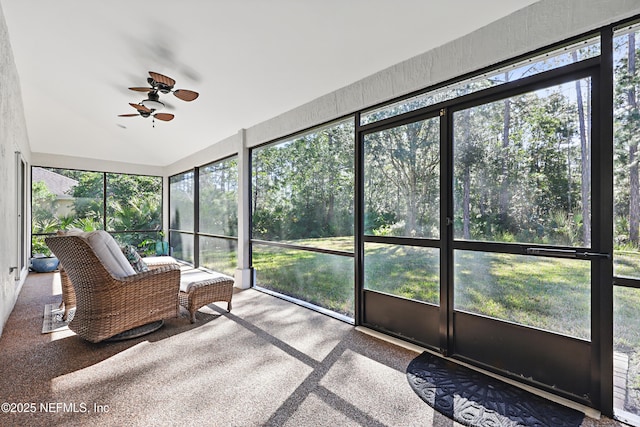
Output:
[
  {"xmin": 143, "ymin": 256, "xmax": 178, "ymax": 267},
  {"xmin": 179, "ymin": 269, "xmax": 234, "ymax": 293}
]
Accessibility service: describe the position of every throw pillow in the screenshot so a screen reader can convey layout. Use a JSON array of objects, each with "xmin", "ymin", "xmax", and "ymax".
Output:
[{"xmin": 120, "ymin": 245, "xmax": 149, "ymax": 273}]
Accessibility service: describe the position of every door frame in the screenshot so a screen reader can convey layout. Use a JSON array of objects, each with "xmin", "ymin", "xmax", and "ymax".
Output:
[{"xmin": 15, "ymin": 152, "xmax": 28, "ymax": 282}]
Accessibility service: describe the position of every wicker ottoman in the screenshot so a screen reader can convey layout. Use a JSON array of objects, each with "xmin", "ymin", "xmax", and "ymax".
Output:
[{"xmin": 179, "ymin": 269, "xmax": 234, "ymax": 323}]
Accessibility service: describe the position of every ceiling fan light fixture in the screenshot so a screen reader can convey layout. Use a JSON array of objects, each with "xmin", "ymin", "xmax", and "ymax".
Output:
[{"xmin": 141, "ymin": 99, "xmax": 165, "ymax": 111}]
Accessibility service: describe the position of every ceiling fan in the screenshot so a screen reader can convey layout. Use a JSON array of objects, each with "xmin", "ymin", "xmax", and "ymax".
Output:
[
  {"xmin": 118, "ymin": 103, "xmax": 174, "ymax": 124},
  {"xmin": 128, "ymin": 71, "xmax": 199, "ymax": 112},
  {"xmin": 118, "ymin": 71, "xmax": 198, "ymax": 126}
]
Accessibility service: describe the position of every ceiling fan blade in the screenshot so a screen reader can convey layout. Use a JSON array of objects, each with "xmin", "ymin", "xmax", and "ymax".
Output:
[
  {"xmin": 173, "ymin": 89, "xmax": 199, "ymax": 102},
  {"xmin": 129, "ymin": 103, "xmax": 151, "ymax": 113},
  {"xmin": 118, "ymin": 114, "xmax": 139, "ymax": 117},
  {"xmin": 129, "ymin": 87, "xmax": 152, "ymax": 92},
  {"xmin": 153, "ymin": 113, "xmax": 174, "ymax": 122},
  {"xmin": 149, "ymin": 71, "xmax": 175, "ymax": 87}
]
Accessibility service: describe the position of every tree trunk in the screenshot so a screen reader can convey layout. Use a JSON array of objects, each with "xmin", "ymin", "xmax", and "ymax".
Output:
[
  {"xmin": 327, "ymin": 189, "xmax": 335, "ymax": 231},
  {"xmin": 628, "ymin": 35, "xmax": 640, "ymax": 245},
  {"xmin": 404, "ymin": 124, "xmax": 419, "ymax": 235},
  {"xmin": 463, "ymin": 165, "xmax": 471, "ymax": 239},
  {"xmin": 572, "ymin": 51, "xmax": 591, "ymax": 247},
  {"xmin": 499, "ymin": 77, "xmax": 511, "ymax": 229},
  {"xmin": 460, "ymin": 109, "xmax": 473, "ymax": 240}
]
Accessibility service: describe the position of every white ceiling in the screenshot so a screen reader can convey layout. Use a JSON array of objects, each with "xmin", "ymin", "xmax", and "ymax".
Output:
[{"xmin": 2, "ymin": 0, "xmax": 537, "ymax": 167}]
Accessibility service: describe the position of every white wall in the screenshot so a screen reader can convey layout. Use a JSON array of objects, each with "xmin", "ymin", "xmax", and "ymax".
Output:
[
  {"xmin": 31, "ymin": 153, "xmax": 164, "ymax": 177},
  {"xmin": 0, "ymin": 2, "xmax": 31, "ymax": 336}
]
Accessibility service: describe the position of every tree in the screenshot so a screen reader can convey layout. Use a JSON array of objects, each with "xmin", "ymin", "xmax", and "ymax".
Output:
[
  {"xmin": 572, "ymin": 51, "xmax": 592, "ymax": 246},
  {"xmin": 627, "ymin": 35, "xmax": 640, "ymax": 245},
  {"xmin": 499, "ymin": 72, "xmax": 512, "ymax": 227},
  {"xmin": 450, "ymin": 82, "xmax": 584, "ymax": 245},
  {"xmin": 200, "ymin": 158, "xmax": 238, "ymax": 237},
  {"xmin": 252, "ymin": 119, "xmax": 354, "ymax": 242},
  {"xmin": 69, "ymin": 172, "xmax": 104, "ymax": 221},
  {"xmin": 364, "ymin": 110, "xmax": 440, "ymax": 238},
  {"xmin": 454, "ymin": 107, "xmax": 485, "ymax": 240},
  {"xmin": 31, "ymin": 181, "xmax": 56, "ymax": 230},
  {"xmin": 614, "ymin": 33, "xmax": 640, "ymax": 248}
]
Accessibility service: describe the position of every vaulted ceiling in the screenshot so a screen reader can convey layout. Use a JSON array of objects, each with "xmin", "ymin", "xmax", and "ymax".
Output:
[{"xmin": 2, "ymin": 1, "xmax": 537, "ymax": 167}]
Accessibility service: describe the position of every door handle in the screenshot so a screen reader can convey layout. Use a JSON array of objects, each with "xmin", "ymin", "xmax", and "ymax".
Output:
[
  {"xmin": 578, "ymin": 251, "xmax": 611, "ymax": 260},
  {"xmin": 526, "ymin": 247, "xmax": 610, "ymax": 260}
]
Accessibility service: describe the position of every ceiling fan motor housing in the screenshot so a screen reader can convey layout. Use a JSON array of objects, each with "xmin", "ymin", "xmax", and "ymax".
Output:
[{"xmin": 147, "ymin": 77, "xmax": 172, "ymax": 94}]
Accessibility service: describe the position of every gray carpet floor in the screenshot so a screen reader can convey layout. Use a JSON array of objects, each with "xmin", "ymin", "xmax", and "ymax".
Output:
[{"xmin": 0, "ymin": 272, "xmax": 627, "ymax": 427}]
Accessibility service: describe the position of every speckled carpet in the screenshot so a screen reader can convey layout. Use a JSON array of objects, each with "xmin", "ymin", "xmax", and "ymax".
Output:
[{"xmin": 407, "ymin": 351, "xmax": 584, "ymax": 427}]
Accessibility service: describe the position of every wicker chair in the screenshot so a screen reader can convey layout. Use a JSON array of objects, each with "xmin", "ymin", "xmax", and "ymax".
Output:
[
  {"xmin": 57, "ymin": 255, "xmax": 178, "ymax": 321},
  {"xmin": 45, "ymin": 233, "xmax": 181, "ymax": 343},
  {"xmin": 58, "ymin": 268, "xmax": 76, "ymax": 321}
]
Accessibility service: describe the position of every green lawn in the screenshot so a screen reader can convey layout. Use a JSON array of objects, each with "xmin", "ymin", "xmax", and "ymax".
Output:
[
  {"xmin": 364, "ymin": 243, "xmax": 440, "ymax": 304},
  {"xmin": 254, "ymin": 238, "xmax": 594, "ymax": 338},
  {"xmin": 252, "ymin": 239, "xmax": 355, "ymax": 316},
  {"xmin": 615, "ymin": 250, "xmax": 640, "ymax": 279},
  {"xmin": 454, "ymin": 250, "xmax": 591, "ymax": 340},
  {"xmin": 199, "ymin": 239, "xmax": 237, "ymax": 277}
]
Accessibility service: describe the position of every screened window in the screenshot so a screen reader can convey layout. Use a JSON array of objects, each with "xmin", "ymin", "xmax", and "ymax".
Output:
[
  {"xmin": 614, "ymin": 25, "xmax": 640, "ymax": 279},
  {"xmin": 169, "ymin": 171, "xmax": 195, "ymax": 263},
  {"xmin": 199, "ymin": 157, "xmax": 238, "ymax": 276},
  {"xmin": 453, "ymin": 78, "xmax": 592, "ymax": 246},
  {"xmin": 364, "ymin": 117, "xmax": 440, "ymax": 239},
  {"xmin": 613, "ymin": 22, "xmax": 640, "ymax": 421},
  {"xmin": 251, "ymin": 117, "xmax": 355, "ymax": 319},
  {"xmin": 31, "ymin": 167, "xmax": 162, "ymax": 256},
  {"xmin": 106, "ymin": 173, "xmax": 162, "ymax": 250},
  {"xmin": 199, "ymin": 158, "xmax": 237, "ymax": 237},
  {"xmin": 361, "ymin": 36, "xmax": 600, "ymax": 125}
]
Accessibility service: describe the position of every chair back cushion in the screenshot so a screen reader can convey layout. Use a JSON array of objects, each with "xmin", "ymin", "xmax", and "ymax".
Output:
[{"xmin": 84, "ymin": 230, "xmax": 136, "ymax": 277}]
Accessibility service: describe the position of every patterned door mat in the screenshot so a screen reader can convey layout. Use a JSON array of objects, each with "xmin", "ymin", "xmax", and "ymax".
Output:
[
  {"xmin": 406, "ymin": 351, "xmax": 584, "ymax": 427},
  {"xmin": 42, "ymin": 303, "xmax": 75, "ymax": 334}
]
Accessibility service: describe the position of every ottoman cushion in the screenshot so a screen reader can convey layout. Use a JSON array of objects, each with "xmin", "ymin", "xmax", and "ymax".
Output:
[{"xmin": 179, "ymin": 270, "xmax": 234, "ymax": 293}]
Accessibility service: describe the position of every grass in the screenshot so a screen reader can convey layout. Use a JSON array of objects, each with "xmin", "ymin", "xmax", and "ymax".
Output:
[
  {"xmin": 252, "ymin": 239, "xmax": 355, "ymax": 316},
  {"xmin": 454, "ymin": 251, "xmax": 591, "ymax": 339},
  {"xmin": 614, "ymin": 250, "xmax": 640, "ymax": 279},
  {"xmin": 364, "ymin": 243, "xmax": 439, "ymax": 304},
  {"xmin": 199, "ymin": 238, "xmax": 237, "ymax": 277},
  {"xmin": 250, "ymin": 238, "xmax": 637, "ymax": 342}
]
